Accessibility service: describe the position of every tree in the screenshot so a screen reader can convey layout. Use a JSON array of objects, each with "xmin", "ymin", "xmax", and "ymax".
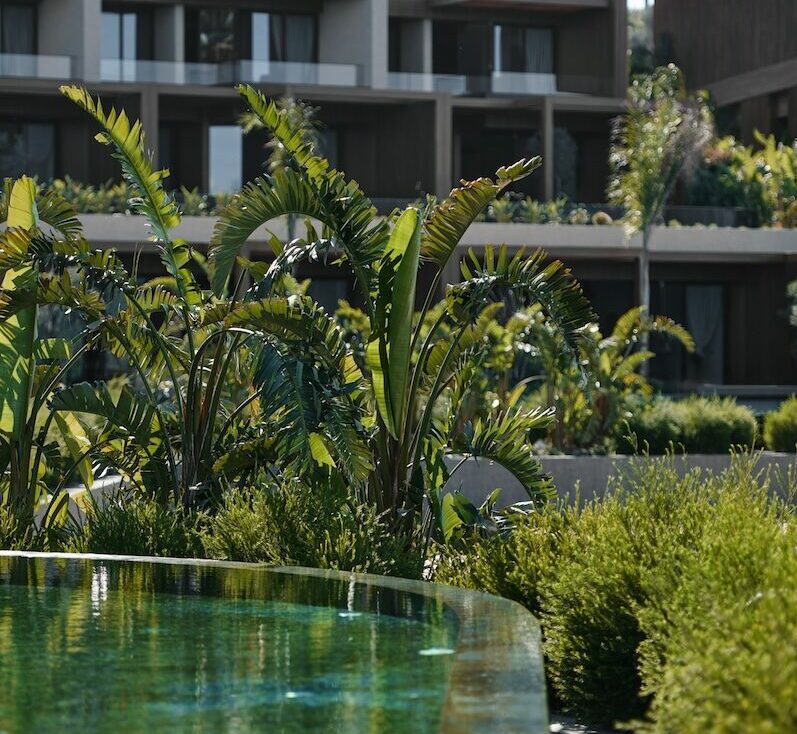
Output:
[{"xmin": 609, "ymin": 65, "xmax": 712, "ymax": 360}]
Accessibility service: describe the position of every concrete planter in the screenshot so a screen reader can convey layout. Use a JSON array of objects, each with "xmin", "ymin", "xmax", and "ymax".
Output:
[{"xmin": 445, "ymin": 452, "xmax": 797, "ymax": 507}]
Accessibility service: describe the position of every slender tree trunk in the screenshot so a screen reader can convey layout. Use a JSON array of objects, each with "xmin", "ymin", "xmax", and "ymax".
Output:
[{"xmin": 638, "ymin": 226, "xmax": 652, "ymax": 375}]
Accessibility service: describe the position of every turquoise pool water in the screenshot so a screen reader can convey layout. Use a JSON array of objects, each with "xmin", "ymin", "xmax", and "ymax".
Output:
[{"xmin": 0, "ymin": 556, "xmax": 458, "ymax": 734}]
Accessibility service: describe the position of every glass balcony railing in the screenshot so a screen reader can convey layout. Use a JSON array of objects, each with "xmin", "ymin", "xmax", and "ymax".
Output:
[
  {"xmin": 387, "ymin": 72, "xmax": 468, "ymax": 95},
  {"xmin": 237, "ymin": 60, "xmax": 360, "ymax": 87},
  {"xmin": 491, "ymin": 71, "xmax": 557, "ymax": 95},
  {"xmin": 0, "ymin": 53, "xmax": 72, "ymax": 80},
  {"xmin": 101, "ymin": 59, "xmax": 361, "ymax": 87}
]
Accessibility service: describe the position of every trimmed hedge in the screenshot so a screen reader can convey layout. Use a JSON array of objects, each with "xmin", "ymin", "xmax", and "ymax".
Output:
[
  {"xmin": 764, "ymin": 395, "xmax": 797, "ymax": 452},
  {"xmin": 435, "ymin": 454, "xmax": 797, "ymax": 730},
  {"xmin": 619, "ymin": 396, "xmax": 756, "ymax": 454}
]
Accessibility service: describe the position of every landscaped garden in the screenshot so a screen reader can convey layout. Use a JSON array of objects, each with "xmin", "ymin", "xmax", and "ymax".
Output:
[{"xmin": 1, "ymin": 69, "xmax": 797, "ymax": 732}]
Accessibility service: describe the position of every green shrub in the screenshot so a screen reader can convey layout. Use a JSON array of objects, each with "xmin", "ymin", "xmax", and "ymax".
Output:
[
  {"xmin": 68, "ymin": 493, "xmax": 206, "ymax": 558},
  {"xmin": 434, "ymin": 504, "xmax": 569, "ymax": 616},
  {"xmin": 764, "ymin": 396, "xmax": 797, "ymax": 452},
  {"xmin": 637, "ymin": 463, "xmax": 797, "ymax": 733},
  {"xmin": 203, "ymin": 482, "xmax": 422, "ymax": 578},
  {"xmin": 437, "ymin": 454, "xmax": 795, "ymax": 730},
  {"xmin": 621, "ymin": 396, "xmax": 756, "ymax": 454},
  {"xmin": 680, "ymin": 396, "xmax": 757, "ymax": 453}
]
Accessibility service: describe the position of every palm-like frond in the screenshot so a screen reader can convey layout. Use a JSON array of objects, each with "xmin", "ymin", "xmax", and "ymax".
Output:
[
  {"xmin": 463, "ymin": 408, "xmax": 554, "ymax": 502},
  {"xmin": 35, "ymin": 189, "xmax": 82, "ymax": 239},
  {"xmin": 232, "ymin": 85, "xmax": 389, "ymax": 300},
  {"xmin": 450, "ymin": 246, "xmax": 594, "ymax": 348},
  {"xmin": 422, "ymin": 158, "xmax": 541, "ymax": 268},
  {"xmin": 50, "ymin": 381, "xmax": 157, "ymax": 439},
  {"xmin": 60, "ymin": 86, "xmax": 200, "ymax": 307},
  {"xmin": 209, "ymin": 169, "xmax": 327, "ymax": 294}
]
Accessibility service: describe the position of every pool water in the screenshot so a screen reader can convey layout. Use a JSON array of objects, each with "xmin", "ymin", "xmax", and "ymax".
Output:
[{"xmin": 0, "ymin": 556, "xmax": 458, "ymax": 734}]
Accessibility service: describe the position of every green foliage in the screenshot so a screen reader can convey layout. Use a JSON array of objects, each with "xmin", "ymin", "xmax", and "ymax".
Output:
[
  {"xmin": 621, "ymin": 396, "xmax": 757, "ymax": 455},
  {"xmin": 636, "ymin": 471, "xmax": 797, "ymax": 734},
  {"xmin": 763, "ymin": 395, "xmax": 797, "ymax": 452},
  {"xmin": 513, "ymin": 306, "xmax": 693, "ymax": 453},
  {"xmin": 69, "ymin": 493, "xmax": 206, "ymax": 558},
  {"xmin": 610, "ymin": 65, "xmax": 714, "ymax": 235},
  {"xmin": 202, "ymin": 482, "xmax": 421, "ymax": 578},
  {"xmin": 437, "ymin": 454, "xmax": 797, "ymax": 729}
]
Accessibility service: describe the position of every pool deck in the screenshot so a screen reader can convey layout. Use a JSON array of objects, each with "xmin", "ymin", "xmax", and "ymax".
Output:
[{"xmin": 0, "ymin": 551, "xmax": 549, "ymax": 734}]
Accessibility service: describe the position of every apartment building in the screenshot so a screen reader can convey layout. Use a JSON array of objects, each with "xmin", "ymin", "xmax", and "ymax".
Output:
[
  {"xmin": 0, "ymin": 0, "xmax": 626, "ymax": 204},
  {"xmin": 655, "ymin": 0, "xmax": 797, "ymax": 141}
]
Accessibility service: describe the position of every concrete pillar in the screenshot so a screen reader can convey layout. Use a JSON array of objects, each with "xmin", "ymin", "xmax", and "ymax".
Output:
[
  {"xmin": 434, "ymin": 94, "xmax": 453, "ymax": 200},
  {"xmin": 542, "ymin": 96, "xmax": 555, "ymax": 200},
  {"xmin": 612, "ymin": 0, "xmax": 628, "ymax": 97},
  {"xmin": 140, "ymin": 87, "xmax": 159, "ymax": 167},
  {"xmin": 38, "ymin": 0, "xmax": 101, "ymax": 81},
  {"xmin": 399, "ymin": 19, "xmax": 432, "ymax": 74},
  {"xmin": 319, "ymin": 0, "xmax": 387, "ymax": 88},
  {"xmin": 154, "ymin": 5, "xmax": 184, "ymax": 62}
]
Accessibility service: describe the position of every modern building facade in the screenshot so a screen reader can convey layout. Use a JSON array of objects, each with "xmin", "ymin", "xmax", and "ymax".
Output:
[
  {"xmin": 0, "ymin": 0, "xmax": 627, "ymax": 204},
  {"xmin": 655, "ymin": 0, "xmax": 797, "ymax": 141}
]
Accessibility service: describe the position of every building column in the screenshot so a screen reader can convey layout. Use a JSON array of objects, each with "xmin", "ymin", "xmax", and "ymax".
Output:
[
  {"xmin": 38, "ymin": 0, "xmax": 101, "ymax": 81},
  {"xmin": 318, "ymin": 0, "xmax": 387, "ymax": 88},
  {"xmin": 154, "ymin": 5, "xmax": 184, "ymax": 62},
  {"xmin": 612, "ymin": 0, "xmax": 628, "ymax": 98},
  {"xmin": 140, "ymin": 87, "xmax": 159, "ymax": 168},
  {"xmin": 542, "ymin": 96, "xmax": 555, "ymax": 201},
  {"xmin": 434, "ymin": 93, "xmax": 453, "ymax": 200}
]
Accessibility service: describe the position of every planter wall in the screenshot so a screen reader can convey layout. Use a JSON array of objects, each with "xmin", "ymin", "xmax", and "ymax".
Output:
[{"xmin": 444, "ymin": 453, "xmax": 797, "ymax": 507}]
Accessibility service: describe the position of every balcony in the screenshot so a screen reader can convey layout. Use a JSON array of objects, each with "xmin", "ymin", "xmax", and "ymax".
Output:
[
  {"xmin": 387, "ymin": 72, "xmax": 468, "ymax": 95},
  {"xmin": 491, "ymin": 71, "xmax": 557, "ymax": 96},
  {"xmin": 0, "ymin": 53, "xmax": 72, "ymax": 80},
  {"xmin": 101, "ymin": 59, "xmax": 361, "ymax": 87}
]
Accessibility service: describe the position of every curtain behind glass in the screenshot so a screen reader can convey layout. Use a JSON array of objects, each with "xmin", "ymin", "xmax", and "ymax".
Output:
[
  {"xmin": 3, "ymin": 6, "xmax": 35, "ymax": 55},
  {"xmin": 283, "ymin": 15, "xmax": 315, "ymax": 63},
  {"xmin": 101, "ymin": 13, "xmax": 121, "ymax": 60},
  {"xmin": 0, "ymin": 123, "xmax": 55, "ymax": 180},
  {"xmin": 525, "ymin": 28, "xmax": 553, "ymax": 74}
]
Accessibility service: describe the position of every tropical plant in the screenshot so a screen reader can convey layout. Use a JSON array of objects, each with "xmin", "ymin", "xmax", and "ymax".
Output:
[
  {"xmin": 609, "ymin": 65, "xmax": 713, "ymax": 359},
  {"xmin": 209, "ymin": 84, "xmax": 594, "ymax": 542},
  {"xmin": 0, "ymin": 177, "xmax": 98, "ymax": 539},
  {"xmin": 32, "ymin": 86, "xmax": 369, "ymax": 511},
  {"xmin": 520, "ymin": 306, "xmax": 694, "ymax": 452}
]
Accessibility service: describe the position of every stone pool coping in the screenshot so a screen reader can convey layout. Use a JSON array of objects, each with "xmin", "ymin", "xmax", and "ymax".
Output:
[{"xmin": 0, "ymin": 551, "xmax": 548, "ymax": 734}]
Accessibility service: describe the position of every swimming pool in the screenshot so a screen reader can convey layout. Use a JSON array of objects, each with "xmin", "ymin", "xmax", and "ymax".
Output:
[{"xmin": 0, "ymin": 553, "xmax": 547, "ymax": 733}]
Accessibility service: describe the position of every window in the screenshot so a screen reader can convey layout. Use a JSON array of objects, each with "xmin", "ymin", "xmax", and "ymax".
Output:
[
  {"xmin": 0, "ymin": 5, "xmax": 35, "ymax": 55},
  {"xmin": 208, "ymin": 125, "xmax": 242, "ymax": 194},
  {"xmin": 0, "ymin": 122, "xmax": 55, "ymax": 180},
  {"xmin": 195, "ymin": 8, "xmax": 236, "ymax": 63},
  {"xmin": 494, "ymin": 26, "xmax": 554, "ymax": 74},
  {"xmin": 270, "ymin": 14, "xmax": 316, "ymax": 63},
  {"xmin": 101, "ymin": 6, "xmax": 154, "ymax": 60},
  {"xmin": 186, "ymin": 9, "xmax": 316, "ymax": 64}
]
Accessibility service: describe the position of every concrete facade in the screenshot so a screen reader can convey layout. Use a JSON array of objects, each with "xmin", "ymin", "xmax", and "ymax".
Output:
[{"xmin": 0, "ymin": 0, "xmax": 626, "ymax": 202}]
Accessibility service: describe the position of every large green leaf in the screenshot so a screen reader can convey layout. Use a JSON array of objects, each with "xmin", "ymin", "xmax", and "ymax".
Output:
[
  {"xmin": 60, "ymin": 86, "xmax": 200, "ymax": 307},
  {"xmin": 449, "ymin": 246, "xmax": 595, "ymax": 349},
  {"xmin": 53, "ymin": 411, "xmax": 93, "ymax": 490},
  {"xmin": 209, "ymin": 169, "xmax": 327, "ymax": 295},
  {"xmin": 50, "ymin": 382, "xmax": 156, "ymax": 440},
  {"xmin": 0, "ymin": 177, "xmax": 38, "ymax": 439},
  {"xmin": 385, "ymin": 209, "xmax": 422, "ymax": 435},
  {"xmin": 422, "ymin": 158, "xmax": 541, "ymax": 269},
  {"xmin": 232, "ymin": 85, "xmax": 389, "ymax": 300}
]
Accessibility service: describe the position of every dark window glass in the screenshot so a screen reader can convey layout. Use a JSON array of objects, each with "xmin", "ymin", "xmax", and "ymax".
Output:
[
  {"xmin": 433, "ymin": 21, "xmax": 489, "ymax": 76},
  {"xmin": 271, "ymin": 13, "xmax": 316, "ymax": 63},
  {"xmin": 495, "ymin": 25, "xmax": 554, "ymax": 74},
  {"xmin": 101, "ymin": 8, "xmax": 154, "ymax": 60},
  {"xmin": 388, "ymin": 18, "xmax": 402, "ymax": 72},
  {"xmin": 0, "ymin": 122, "xmax": 55, "ymax": 180},
  {"xmin": 0, "ymin": 5, "xmax": 35, "ymax": 55},
  {"xmin": 197, "ymin": 8, "xmax": 235, "ymax": 63}
]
